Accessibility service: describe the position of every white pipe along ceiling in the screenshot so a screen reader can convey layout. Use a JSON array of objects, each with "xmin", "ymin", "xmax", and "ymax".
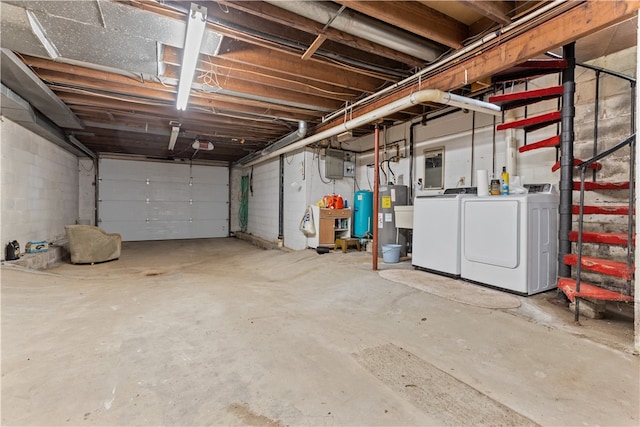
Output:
[{"xmin": 239, "ymin": 90, "xmax": 501, "ymax": 168}]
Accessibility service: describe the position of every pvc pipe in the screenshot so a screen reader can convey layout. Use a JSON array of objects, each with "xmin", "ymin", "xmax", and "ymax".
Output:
[
  {"xmin": 240, "ymin": 89, "xmax": 501, "ymax": 167},
  {"xmin": 504, "ymin": 110, "xmax": 518, "ymax": 178}
]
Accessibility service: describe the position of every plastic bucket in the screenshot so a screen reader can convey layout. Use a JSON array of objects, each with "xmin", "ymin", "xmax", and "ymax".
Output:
[{"xmin": 382, "ymin": 244, "xmax": 402, "ymax": 263}]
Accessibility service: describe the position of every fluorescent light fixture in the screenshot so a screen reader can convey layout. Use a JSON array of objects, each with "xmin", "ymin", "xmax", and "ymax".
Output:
[
  {"xmin": 168, "ymin": 126, "xmax": 180, "ymax": 150},
  {"xmin": 26, "ymin": 10, "xmax": 60, "ymax": 59},
  {"xmin": 176, "ymin": 3, "xmax": 207, "ymax": 110}
]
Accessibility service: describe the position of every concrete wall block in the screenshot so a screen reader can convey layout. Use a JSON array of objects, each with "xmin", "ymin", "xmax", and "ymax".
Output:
[
  {"xmin": 1, "ymin": 118, "xmax": 79, "ymax": 258},
  {"xmin": 229, "ymin": 167, "xmax": 244, "ymax": 233},
  {"xmin": 283, "ymin": 150, "xmax": 308, "ymax": 250},
  {"xmin": 246, "ymin": 158, "xmax": 279, "ymax": 242},
  {"xmin": 601, "ymin": 94, "xmax": 634, "ymax": 121},
  {"xmin": 570, "ymin": 300, "xmax": 607, "ymax": 319},
  {"xmin": 587, "ymin": 46, "xmax": 637, "ymax": 76}
]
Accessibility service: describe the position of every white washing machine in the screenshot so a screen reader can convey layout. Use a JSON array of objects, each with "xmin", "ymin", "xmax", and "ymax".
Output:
[
  {"xmin": 460, "ymin": 184, "xmax": 559, "ymax": 295},
  {"xmin": 412, "ymin": 187, "xmax": 477, "ymax": 277}
]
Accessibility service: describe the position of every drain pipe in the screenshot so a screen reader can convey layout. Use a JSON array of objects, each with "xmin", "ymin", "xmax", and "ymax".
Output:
[
  {"xmin": 505, "ymin": 110, "xmax": 518, "ymax": 177},
  {"xmin": 240, "ymin": 90, "xmax": 501, "ymax": 168},
  {"xmin": 558, "ymin": 43, "xmax": 576, "ymax": 279},
  {"xmin": 409, "ymin": 118, "xmax": 424, "ymax": 202}
]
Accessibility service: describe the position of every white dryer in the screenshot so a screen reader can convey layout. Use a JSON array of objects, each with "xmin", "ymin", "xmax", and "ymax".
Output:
[
  {"xmin": 460, "ymin": 184, "xmax": 559, "ymax": 295},
  {"xmin": 412, "ymin": 187, "xmax": 477, "ymax": 277}
]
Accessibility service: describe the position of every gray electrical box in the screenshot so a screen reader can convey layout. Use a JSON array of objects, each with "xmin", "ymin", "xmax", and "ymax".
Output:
[{"xmin": 325, "ymin": 149, "xmax": 355, "ymax": 179}]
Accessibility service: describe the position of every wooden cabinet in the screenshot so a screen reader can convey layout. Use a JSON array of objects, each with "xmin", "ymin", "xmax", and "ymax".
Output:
[{"xmin": 308, "ymin": 206, "xmax": 351, "ymax": 248}]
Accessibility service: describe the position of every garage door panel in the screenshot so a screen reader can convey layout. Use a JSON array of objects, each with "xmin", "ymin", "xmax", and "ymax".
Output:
[
  {"xmin": 99, "ymin": 201, "xmax": 147, "ymax": 221},
  {"xmin": 191, "ymin": 202, "xmax": 228, "ymax": 220},
  {"xmin": 144, "ymin": 162, "xmax": 188, "ymax": 182},
  {"xmin": 190, "ymin": 220, "xmax": 227, "ymax": 238},
  {"xmin": 146, "ymin": 220, "xmax": 191, "ymax": 239},
  {"xmin": 149, "ymin": 183, "xmax": 191, "ymax": 201},
  {"xmin": 100, "ymin": 220, "xmax": 147, "ymax": 238},
  {"xmin": 100, "ymin": 159, "xmax": 146, "ymax": 180},
  {"xmin": 191, "ymin": 184, "xmax": 227, "ymax": 201},
  {"xmin": 100, "ymin": 179, "xmax": 148, "ymax": 201},
  {"xmin": 147, "ymin": 202, "xmax": 191, "ymax": 220},
  {"xmin": 99, "ymin": 159, "xmax": 228, "ymax": 241},
  {"xmin": 192, "ymin": 165, "xmax": 226, "ymax": 181}
]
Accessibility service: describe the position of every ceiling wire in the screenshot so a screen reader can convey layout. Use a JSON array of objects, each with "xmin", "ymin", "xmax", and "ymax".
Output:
[{"xmin": 197, "ymin": 58, "xmax": 356, "ymax": 98}]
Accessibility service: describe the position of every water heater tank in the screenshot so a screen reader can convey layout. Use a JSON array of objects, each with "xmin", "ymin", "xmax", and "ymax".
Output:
[
  {"xmin": 353, "ymin": 190, "xmax": 373, "ymax": 238},
  {"xmin": 378, "ymin": 185, "xmax": 408, "ymax": 256}
]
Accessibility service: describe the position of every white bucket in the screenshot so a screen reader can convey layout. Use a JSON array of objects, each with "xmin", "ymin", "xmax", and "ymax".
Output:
[{"xmin": 382, "ymin": 244, "xmax": 402, "ymax": 263}]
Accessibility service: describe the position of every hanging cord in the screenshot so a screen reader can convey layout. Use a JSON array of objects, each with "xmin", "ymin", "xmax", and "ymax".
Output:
[
  {"xmin": 379, "ymin": 161, "xmax": 387, "ymax": 185},
  {"xmin": 380, "ymin": 158, "xmax": 398, "ymax": 185},
  {"xmin": 316, "ymin": 148, "xmax": 332, "ymax": 184},
  {"xmin": 238, "ymin": 175, "xmax": 249, "ymax": 232}
]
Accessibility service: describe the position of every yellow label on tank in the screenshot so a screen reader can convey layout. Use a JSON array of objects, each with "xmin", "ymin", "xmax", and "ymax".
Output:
[{"xmin": 381, "ymin": 196, "xmax": 391, "ymax": 209}]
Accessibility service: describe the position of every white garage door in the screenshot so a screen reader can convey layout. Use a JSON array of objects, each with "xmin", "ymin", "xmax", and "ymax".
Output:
[{"xmin": 98, "ymin": 159, "xmax": 228, "ymax": 241}]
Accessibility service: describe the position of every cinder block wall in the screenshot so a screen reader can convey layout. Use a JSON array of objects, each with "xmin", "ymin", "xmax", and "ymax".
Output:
[
  {"xmin": 229, "ymin": 166, "xmax": 244, "ymax": 234},
  {"xmin": 230, "ymin": 148, "xmax": 357, "ymax": 250},
  {"xmin": 283, "ymin": 150, "xmax": 308, "ymax": 250},
  {"xmin": 78, "ymin": 158, "xmax": 96, "ymax": 225},
  {"xmin": 246, "ymin": 158, "xmax": 280, "ymax": 243},
  {"xmin": 1, "ymin": 118, "xmax": 79, "ymax": 255}
]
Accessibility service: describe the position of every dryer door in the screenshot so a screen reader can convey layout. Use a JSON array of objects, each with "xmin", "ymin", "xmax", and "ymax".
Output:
[{"xmin": 463, "ymin": 199, "xmax": 520, "ymax": 268}]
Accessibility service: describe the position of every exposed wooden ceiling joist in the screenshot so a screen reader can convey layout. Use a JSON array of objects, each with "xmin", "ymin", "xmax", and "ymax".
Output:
[
  {"xmin": 1, "ymin": 0, "xmax": 635, "ymax": 163},
  {"xmin": 318, "ymin": 0, "xmax": 640, "ymax": 133}
]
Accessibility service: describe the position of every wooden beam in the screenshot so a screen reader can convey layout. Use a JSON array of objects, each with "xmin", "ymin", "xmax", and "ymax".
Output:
[
  {"xmin": 212, "ymin": 41, "xmax": 387, "ymax": 92},
  {"xmin": 161, "ymin": 46, "xmax": 364, "ymax": 101},
  {"xmin": 459, "ymin": 0, "xmax": 512, "ymax": 26},
  {"xmin": 334, "ymin": 0, "xmax": 468, "ymax": 49},
  {"xmin": 301, "ymin": 34, "xmax": 327, "ymax": 60},
  {"xmin": 317, "ymin": 0, "xmax": 640, "ymax": 132}
]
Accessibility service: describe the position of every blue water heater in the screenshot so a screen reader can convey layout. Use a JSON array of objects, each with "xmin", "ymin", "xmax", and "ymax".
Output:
[{"xmin": 353, "ymin": 190, "xmax": 373, "ymax": 237}]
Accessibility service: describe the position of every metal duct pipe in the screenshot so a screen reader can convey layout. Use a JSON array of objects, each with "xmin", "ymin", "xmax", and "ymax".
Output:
[
  {"xmin": 235, "ymin": 121, "xmax": 307, "ymax": 166},
  {"xmin": 239, "ymin": 89, "xmax": 501, "ymax": 168},
  {"xmin": 264, "ymin": 0, "xmax": 444, "ymax": 62},
  {"xmin": 264, "ymin": 121, "xmax": 307, "ymax": 154}
]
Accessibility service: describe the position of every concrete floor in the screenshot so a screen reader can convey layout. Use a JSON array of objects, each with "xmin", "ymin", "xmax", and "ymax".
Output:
[{"xmin": 1, "ymin": 238, "xmax": 638, "ymax": 426}]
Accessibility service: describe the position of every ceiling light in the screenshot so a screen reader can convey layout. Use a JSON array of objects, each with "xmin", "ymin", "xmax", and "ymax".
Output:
[
  {"xmin": 192, "ymin": 140, "xmax": 214, "ymax": 151},
  {"xmin": 176, "ymin": 3, "xmax": 207, "ymax": 111},
  {"xmin": 26, "ymin": 10, "xmax": 60, "ymax": 59},
  {"xmin": 168, "ymin": 125, "xmax": 180, "ymax": 150}
]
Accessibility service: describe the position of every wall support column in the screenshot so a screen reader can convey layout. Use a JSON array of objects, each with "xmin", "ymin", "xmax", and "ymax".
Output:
[
  {"xmin": 372, "ymin": 125, "xmax": 380, "ymax": 271},
  {"xmin": 634, "ymin": 11, "xmax": 639, "ymax": 355},
  {"xmin": 558, "ymin": 42, "xmax": 576, "ymax": 279}
]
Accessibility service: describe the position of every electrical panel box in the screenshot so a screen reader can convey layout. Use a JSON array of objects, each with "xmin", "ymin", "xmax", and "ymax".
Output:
[
  {"xmin": 344, "ymin": 161, "xmax": 355, "ymax": 177},
  {"xmin": 325, "ymin": 149, "xmax": 355, "ymax": 179}
]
